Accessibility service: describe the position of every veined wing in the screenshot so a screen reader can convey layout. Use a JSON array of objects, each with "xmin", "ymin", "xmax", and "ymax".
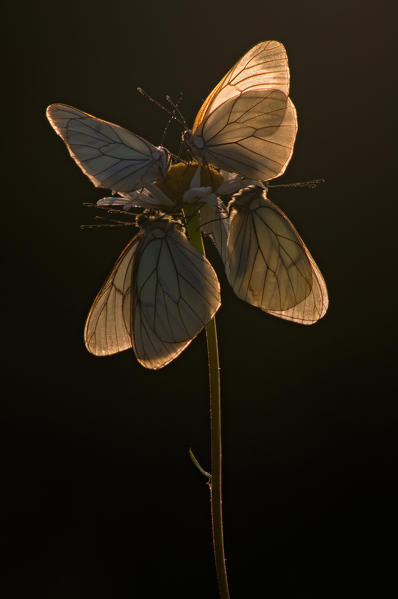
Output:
[
  {"xmin": 46, "ymin": 104, "xmax": 170, "ymax": 193},
  {"xmin": 133, "ymin": 220, "xmax": 221, "ymax": 369},
  {"xmin": 84, "ymin": 234, "xmax": 140, "ymax": 356},
  {"xmin": 266, "ymin": 250, "xmax": 328, "ymax": 324},
  {"xmin": 189, "ymin": 91, "xmax": 297, "ymax": 181},
  {"xmin": 227, "ymin": 187, "xmax": 328, "ymax": 324},
  {"xmin": 193, "ymin": 41, "xmax": 290, "ymax": 131}
]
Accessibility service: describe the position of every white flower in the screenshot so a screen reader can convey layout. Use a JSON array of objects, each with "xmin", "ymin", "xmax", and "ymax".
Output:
[{"xmin": 181, "ymin": 166, "xmax": 217, "ymax": 206}]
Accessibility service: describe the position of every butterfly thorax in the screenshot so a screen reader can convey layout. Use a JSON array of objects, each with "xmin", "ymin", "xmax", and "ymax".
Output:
[{"xmin": 155, "ymin": 161, "xmax": 224, "ymax": 206}]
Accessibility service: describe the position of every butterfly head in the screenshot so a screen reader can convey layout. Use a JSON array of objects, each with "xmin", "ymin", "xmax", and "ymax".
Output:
[
  {"xmin": 182, "ymin": 129, "xmax": 205, "ymax": 158},
  {"xmin": 137, "ymin": 212, "xmax": 185, "ymax": 235},
  {"xmin": 229, "ymin": 185, "xmax": 267, "ymax": 214}
]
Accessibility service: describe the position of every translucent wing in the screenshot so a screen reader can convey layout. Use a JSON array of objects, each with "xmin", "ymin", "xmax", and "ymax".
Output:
[
  {"xmin": 227, "ymin": 187, "xmax": 328, "ymax": 324},
  {"xmin": 133, "ymin": 220, "xmax": 221, "ymax": 369},
  {"xmin": 84, "ymin": 234, "xmax": 140, "ymax": 356},
  {"xmin": 186, "ymin": 41, "xmax": 297, "ymax": 180},
  {"xmin": 85, "ymin": 220, "xmax": 221, "ymax": 368},
  {"xmin": 189, "ymin": 91, "xmax": 297, "ymax": 181},
  {"xmin": 192, "ymin": 41, "xmax": 291, "ymax": 131},
  {"xmin": 46, "ymin": 104, "xmax": 170, "ymax": 193},
  {"xmin": 266, "ymin": 250, "xmax": 328, "ymax": 324}
]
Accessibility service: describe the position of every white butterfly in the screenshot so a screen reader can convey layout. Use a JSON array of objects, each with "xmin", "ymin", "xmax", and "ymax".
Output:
[
  {"xmin": 184, "ymin": 41, "xmax": 298, "ymax": 182},
  {"xmin": 84, "ymin": 217, "xmax": 221, "ymax": 369},
  {"xmin": 226, "ymin": 186, "xmax": 328, "ymax": 324},
  {"xmin": 46, "ymin": 104, "xmax": 171, "ymax": 193}
]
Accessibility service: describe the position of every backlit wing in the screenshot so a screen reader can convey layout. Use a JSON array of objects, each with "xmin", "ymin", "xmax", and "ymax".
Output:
[
  {"xmin": 84, "ymin": 234, "xmax": 140, "ymax": 356},
  {"xmin": 227, "ymin": 188, "xmax": 328, "ymax": 324},
  {"xmin": 133, "ymin": 220, "xmax": 221, "ymax": 369},
  {"xmin": 266, "ymin": 250, "xmax": 328, "ymax": 324},
  {"xmin": 193, "ymin": 41, "xmax": 291, "ymax": 131},
  {"xmin": 190, "ymin": 91, "xmax": 297, "ymax": 181},
  {"xmin": 46, "ymin": 104, "xmax": 170, "ymax": 193}
]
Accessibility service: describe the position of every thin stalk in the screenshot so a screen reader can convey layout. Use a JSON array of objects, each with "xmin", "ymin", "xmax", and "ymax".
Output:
[{"xmin": 183, "ymin": 207, "xmax": 230, "ymax": 599}]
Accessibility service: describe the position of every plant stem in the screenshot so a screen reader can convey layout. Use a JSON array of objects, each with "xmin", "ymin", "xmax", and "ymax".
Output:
[{"xmin": 183, "ymin": 207, "xmax": 230, "ymax": 599}]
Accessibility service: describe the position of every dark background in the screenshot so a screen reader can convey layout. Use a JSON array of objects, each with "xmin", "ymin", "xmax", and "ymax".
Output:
[{"xmin": 4, "ymin": 1, "xmax": 396, "ymax": 597}]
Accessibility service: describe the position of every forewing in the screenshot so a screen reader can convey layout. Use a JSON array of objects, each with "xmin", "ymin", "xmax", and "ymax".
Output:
[
  {"xmin": 193, "ymin": 41, "xmax": 290, "ymax": 131},
  {"xmin": 227, "ymin": 191, "xmax": 328, "ymax": 322},
  {"xmin": 84, "ymin": 235, "xmax": 140, "ymax": 355},
  {"xmin": 133, "ymin": 222, "xmax": 221, "ymax": 369},
  {"xmin": 46, "ymin": 104, "xmax": 169, "ymax": 193},
  {"xmin": 192, "ymin": 92, "xmax": 297, "ymax": 181}
]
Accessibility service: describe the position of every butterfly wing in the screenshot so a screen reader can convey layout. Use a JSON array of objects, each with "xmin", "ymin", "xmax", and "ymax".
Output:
[
  {"xmin": 227, "ymin": 188, "xmax": 328, "ymax": 323},
  {"xmin": 190, "ymin": 91, "xmax": 297, "ymax": 181},
  {"xmin": 266, "ymin": 250, "xmax": 328, "ymax": 324},
  {"xmin": 188, "ymin": 41, "xmax": 297, "ymax": 180},
  {"xmin": 84, "ymin": 234, "xmax": 140, "ymax": 356},
  {"xmin": 133, "ymin": 220, "xmax": 221, "ymax": 369},
  {"xmin": 46, "ymin": 104, "xmax": 170, "ymax": 193},
  {"xmin": 85, "ymin": 220, "xmax": 221, "ymax": 368},
  {"xmin": 192, "ymin": 40, "xmax": 291, "ymax": 131}
]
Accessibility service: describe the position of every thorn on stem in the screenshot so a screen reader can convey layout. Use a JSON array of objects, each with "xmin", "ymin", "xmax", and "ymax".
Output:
[{"xmin": 189, "ymin": 448, "xmax": 212, "ymax": 482}]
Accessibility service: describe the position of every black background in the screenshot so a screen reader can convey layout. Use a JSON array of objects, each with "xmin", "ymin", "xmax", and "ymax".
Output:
[{"xmin": 4, "ymin": 1, "xmax": 396, "ymax": 597}]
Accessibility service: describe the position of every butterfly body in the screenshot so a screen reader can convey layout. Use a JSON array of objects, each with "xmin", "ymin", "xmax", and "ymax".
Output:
[
  {"xmin": 184, "ymin": 41, "xmax": 297, "ymax": 181},
  {"xmin": 227, "ymin": 186, "xmax": 328, "ymax": 323},
  {"xmin": 84, "ymin": 217, "xmax": 221, "ymax": 369}
]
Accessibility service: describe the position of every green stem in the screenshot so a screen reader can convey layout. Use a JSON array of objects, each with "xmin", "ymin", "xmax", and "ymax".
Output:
[{"xmin": 183, "ymin": 207, "xmax": 230, "ymax": 599}]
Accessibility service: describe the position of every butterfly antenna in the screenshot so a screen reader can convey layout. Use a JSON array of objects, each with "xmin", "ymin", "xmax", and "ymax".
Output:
[
  {"xmin": 166, "ymin": 93, "xmax": 188, "ymax": 129},
  {"xmin": 81, "ymin": 202, "xmax": 143, "ymax": 231},
  {"xmin": 80, "ymin": 223, "xmax": 137, "ymax": 230},
  {"xmin": 165, "ymin": 92, "xmax": 188, "ymax": 160},
  {"xmin": 137, "ymin": 87, "xmax": 185, "ymax": 127},
  {"xmin": 82, "ymin": 202, "xmax": 139, "ymax": 219},
  {"xmin": 160, "ymin": 111, "xmax": 174, "ymax": 147},
  {"xmin": 267, "ymin": 178, "xmax": 326, "ymax": 190},
  {"xmin": 160, "ymin": 91, "xmax": 184, "ymax": 147},
  {"xmin": 177, "ymin": 134, "xmax": 190, "ymax": 161},
  {"xmin": 179, "ymin": 137, "xmax": 195, "ymax": 162},
  {"xmin": 93, "ymin": 215, "xmax": 136, "ymax": 226}
]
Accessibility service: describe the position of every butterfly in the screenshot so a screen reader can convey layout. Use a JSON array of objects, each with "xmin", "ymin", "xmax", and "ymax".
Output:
[
  {"xmin": 226, "ymin": 186, "xmax": 328, "ymax": 324},
  {"xmin": 84, "ymin": 216, "xmax": 221, "ymax": 369},
  {"xmin": 46, "ymin": 104, "xmax": 171, "ymax": 194},
  {"xmin": 183, "ymin": 41, "xmax": 298, "ymax": 182}
]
